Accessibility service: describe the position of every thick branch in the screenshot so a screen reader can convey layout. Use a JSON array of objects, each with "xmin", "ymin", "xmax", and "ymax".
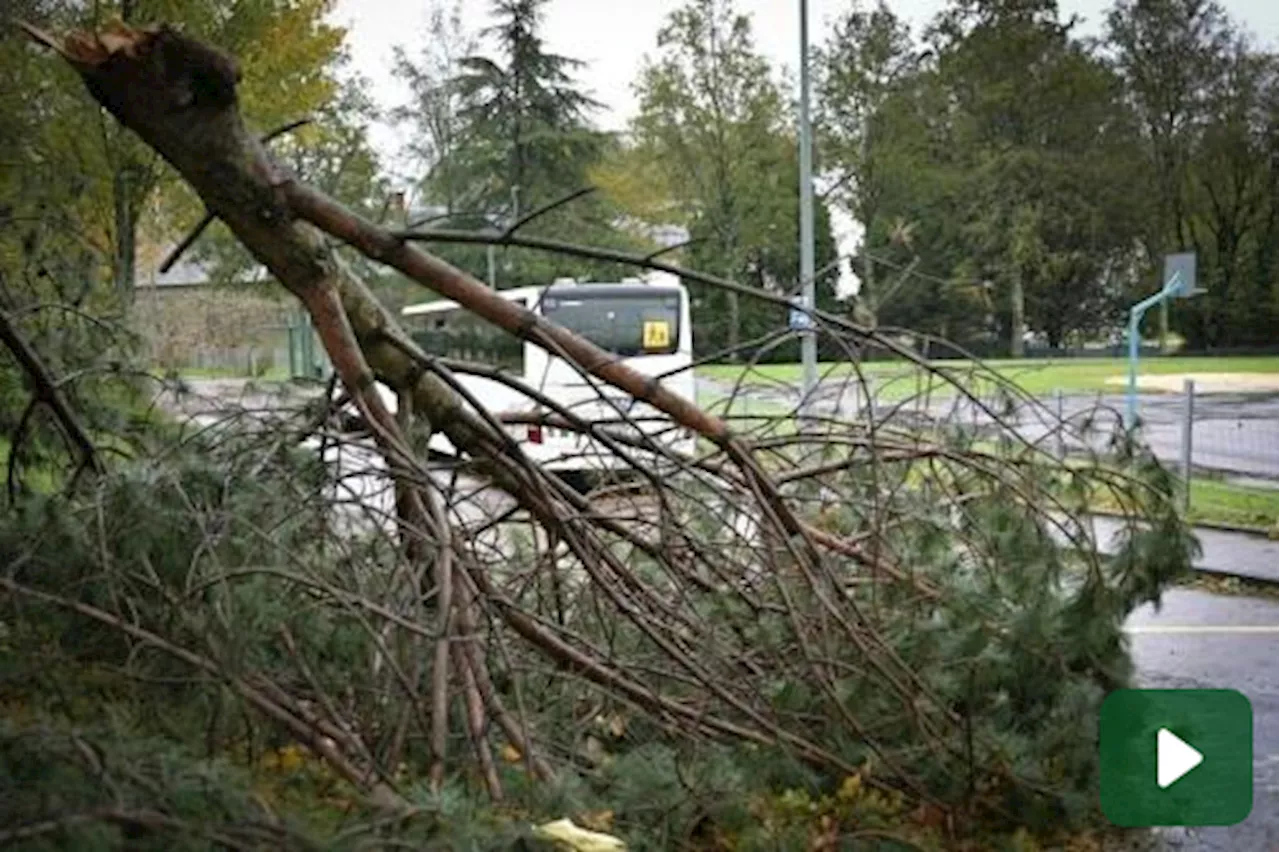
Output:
[
  {"xmin": 24, "ymin": 23, "xmax": 514, "ymax": 472},
  {"xmin": 158, "ymin": 117, "xmax": 313, "ymax": 274},
  {"xmin": 0, "ymin": 308, "xmax": 103, "ymax": 476}
]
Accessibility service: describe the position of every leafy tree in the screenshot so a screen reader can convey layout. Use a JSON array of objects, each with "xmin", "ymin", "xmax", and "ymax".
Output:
[
  {"xmin": 1, "ymin": 0, "xmax": 346, "ymax": 311},
  {"xmin": 809, "ymin": 0, "xmax": 1274, "ymax": 353},
  {"xmin": 815, "ymin": 1, "xmax": 919, "ymax": 325},
  {"xmin": 1108, "ymin": 0, "xmax": 1278, "ymax": 348},
  {"xmin": 623, "ymin": 0, "xmax": 838, "ymax": 358},
  {"xmin": 393, "ymin": 0, "xmax": 478, "ymax": 216},
  {"xmin": 451, "ymin": 0, "xmax": 604, "ymax": 215},
  {"xmin": 1179, "ymin": 42, "xmax": 1277, "ymax": 348},
  {"xmin": 897, "ymin": 0, "xmax": 1145, "ymax": 353},
  {"xmin": 813, "ymin": 3, "xmax": 1008, "ymax": 348},
  {"xmin": 1105, "ymin": 0, "xmax": 1231, "ymax": 346}
]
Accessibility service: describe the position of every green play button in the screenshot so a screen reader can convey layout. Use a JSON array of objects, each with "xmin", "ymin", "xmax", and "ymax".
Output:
[{"xmin": 1100, "ymin": 689, "xmax": 1253, "ymax": 827}]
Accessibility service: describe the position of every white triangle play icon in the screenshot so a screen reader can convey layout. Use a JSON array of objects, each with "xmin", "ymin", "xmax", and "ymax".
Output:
[{"xmin": 1157, "ymin": 728, "xmax": 1204, "ymax": 788}]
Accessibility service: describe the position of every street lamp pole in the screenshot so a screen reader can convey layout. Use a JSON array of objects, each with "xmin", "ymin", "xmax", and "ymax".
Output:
[{"xmin": 798, "ymin": 0, "xmax": 817, "ymax": 409}]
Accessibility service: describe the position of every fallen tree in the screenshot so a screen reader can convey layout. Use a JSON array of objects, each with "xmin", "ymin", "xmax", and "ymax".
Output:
[{"xmin": 3, "ymin": 18, "xmax": 1197, "ymax": 848}]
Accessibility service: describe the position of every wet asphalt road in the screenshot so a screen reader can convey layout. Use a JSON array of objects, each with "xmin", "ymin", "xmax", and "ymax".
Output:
[{"xmin": 1125, "ymin": 590, "xmax": 1278, "ymax": 850}]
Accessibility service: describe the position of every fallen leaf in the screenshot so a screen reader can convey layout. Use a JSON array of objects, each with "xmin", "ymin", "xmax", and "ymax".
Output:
[{"xmin": 532, "ymin": 818, "xmax": 626, "ymax": 851}]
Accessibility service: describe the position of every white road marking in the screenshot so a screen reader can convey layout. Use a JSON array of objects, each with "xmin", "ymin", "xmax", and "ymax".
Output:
[{"xmin": 1123, "ymin": 625, "xmax": 1279, "ymax": 635}]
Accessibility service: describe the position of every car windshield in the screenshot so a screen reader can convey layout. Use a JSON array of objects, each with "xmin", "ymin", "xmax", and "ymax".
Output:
[{"xmin": 540, "ymin": 291, "xmax": 681, "ymax": 357}]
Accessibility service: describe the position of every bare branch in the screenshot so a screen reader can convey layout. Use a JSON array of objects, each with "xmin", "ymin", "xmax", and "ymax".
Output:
[
  {"xmin": 0, "ymin": 308, "xmax": 103, "ymax": 477},
  {"xmin": 501, "ymin": 186, "xmax": 595, "ymax": 236},
  {"xmin": 644, "ymin": 235, "xmax": 704, "ymax": 262}
]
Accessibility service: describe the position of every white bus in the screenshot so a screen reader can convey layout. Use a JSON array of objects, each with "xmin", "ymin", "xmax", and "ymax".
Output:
[{"xmin": 377, "ymin": 272, "xmax": 698, "ymax": 478}]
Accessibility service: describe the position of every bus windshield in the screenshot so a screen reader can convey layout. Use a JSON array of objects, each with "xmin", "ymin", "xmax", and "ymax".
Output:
[{"xmin": 540, "ymin": 291, "xmax": 681, "ymax": 357}]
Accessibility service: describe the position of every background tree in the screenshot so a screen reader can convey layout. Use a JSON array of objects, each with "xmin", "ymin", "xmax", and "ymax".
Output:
[
  {"xmin": 815, "ymin": 0, "xmax": 919, "ymax": 326},
  {"xmin": 812, "ymin": 0, "xmax": 1274, "ymax": 355},
  {"xmin": 1109, "ymin": 0, "xmax": 1278, "ymax": 349},
  {"xmin": 880, "ymin": 0, "xmax": 1146, "ymax": 354},
  {"xmin": 393, "ymin": 0, "xmax": 478, "ymax": 217},
  {"xmin": 395, "ymin": 0, "xmax": 638, "ymax": 290},
  {"xmin": 1106, "ymin": 0, "xmax": 1229, "ymax": 348},
  {"xmin": 1179, "ymin": 42, "xmax": 1277, "ymax": 348},
  {"xmin": 450, "ymin": 0, "xmax": 602, "ymax": 215},
  {"xmin": 618, "ymin": 0, "xmax": 838, "ymax": 358}
]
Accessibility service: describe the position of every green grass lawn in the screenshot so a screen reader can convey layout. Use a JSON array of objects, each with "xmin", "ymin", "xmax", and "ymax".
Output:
[
  {"xmin": 1186, "ymin": 479, "xmax": 1279, "ymax": 531},
  {"xmin": 697, "ymin": 355, "xmax": 1278, "ymax": 398},
  {"xmin": 1079, "ymin": 461, "xmax": 1277, "ymax": 531}
]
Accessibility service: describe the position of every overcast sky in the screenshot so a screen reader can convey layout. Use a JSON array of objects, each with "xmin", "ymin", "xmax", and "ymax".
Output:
[
  {"xmin": 333, "ymin": 0, "xmax": 1277, "ymax": 170},
  {"xmin": 329, "ymin": 0, "xmax": 1277, "ymax": 295}
]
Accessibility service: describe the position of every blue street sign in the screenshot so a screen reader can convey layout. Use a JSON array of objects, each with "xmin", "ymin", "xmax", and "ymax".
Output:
[{"xmin": 789, "ymin": 302, "xmax": 814, "ymax": 331}]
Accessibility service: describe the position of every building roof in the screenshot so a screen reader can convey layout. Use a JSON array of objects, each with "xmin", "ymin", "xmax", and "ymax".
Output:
[{"xmin": 138, "ymin": 250, "xmax": 270, "ymax": 289}]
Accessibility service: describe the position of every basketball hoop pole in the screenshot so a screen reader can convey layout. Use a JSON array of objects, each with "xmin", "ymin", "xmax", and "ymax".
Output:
[
  {"xmin": 1126, "ymin": 256, "xmax": 1202, "ymax": 430},
  {"xmin": 1126, "ymin": 276, "xmax": 1176, "ymax": 430}
]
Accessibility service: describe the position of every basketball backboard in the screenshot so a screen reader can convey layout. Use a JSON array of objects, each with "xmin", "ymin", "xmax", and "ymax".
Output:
[{"xmin": 1163, "ymin": 252, "xmax": 1201, "ymax": 298}]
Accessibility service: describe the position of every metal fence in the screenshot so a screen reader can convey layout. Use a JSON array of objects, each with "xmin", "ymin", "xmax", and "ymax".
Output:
[
  {"xmin": 148, "ymin": 328, "xmax": 290, "ymax": 377},
  {"xmin": 1161, "ymin": 379, "xmax": 1279, "ymax": 488},
  {"xmin": 185, "ymin": 339, "xmax": 289, "ymax": 377},
  {"xmin": 150, "ymin": 309, "xmax": 333, "ymax": 380},
  {"xmin": 778, "ymin": 370, "xmax": 1280, "ymax": 532},
  {"xmin": 803, "ymin": 374, "xmax": 1278, "ymax": 512},
  {"xmin": 286, "ymin": 310, "xmax": 330, "ymax": 380}
]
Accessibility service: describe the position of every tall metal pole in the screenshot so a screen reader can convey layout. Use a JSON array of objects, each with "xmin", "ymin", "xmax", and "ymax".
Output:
[
  {"xmin": 1180, "ymin": 378, "xmax": 1195, "ymax": 513},
  {"xmin": 798, "ymin": 0, "xmax": 817, "ymax": 407}
]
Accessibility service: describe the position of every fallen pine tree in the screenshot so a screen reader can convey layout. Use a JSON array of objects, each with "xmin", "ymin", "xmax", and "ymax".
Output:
[{"xmin": 0, "ymin": 17, "xmax": 1197, "ymax": 850}]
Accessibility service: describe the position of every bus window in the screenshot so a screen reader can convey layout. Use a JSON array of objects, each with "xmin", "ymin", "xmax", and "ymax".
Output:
[
  {"xmin": 540, "ymin": 292, "xmax": 681, "ymax": 357},
  {"xmin": 404, "ymin": 303, "xmax": 525, "ymax": 374}
]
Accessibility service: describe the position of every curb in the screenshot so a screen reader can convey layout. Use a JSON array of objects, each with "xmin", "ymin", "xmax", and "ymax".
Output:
[
  {"xmin": 1189, "ymin": 563, "xmax": 1280, "ymax": 586},
  {"xmin": 1086, "ymin": 507, "xmax": 1277, "ymax": 540}
]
